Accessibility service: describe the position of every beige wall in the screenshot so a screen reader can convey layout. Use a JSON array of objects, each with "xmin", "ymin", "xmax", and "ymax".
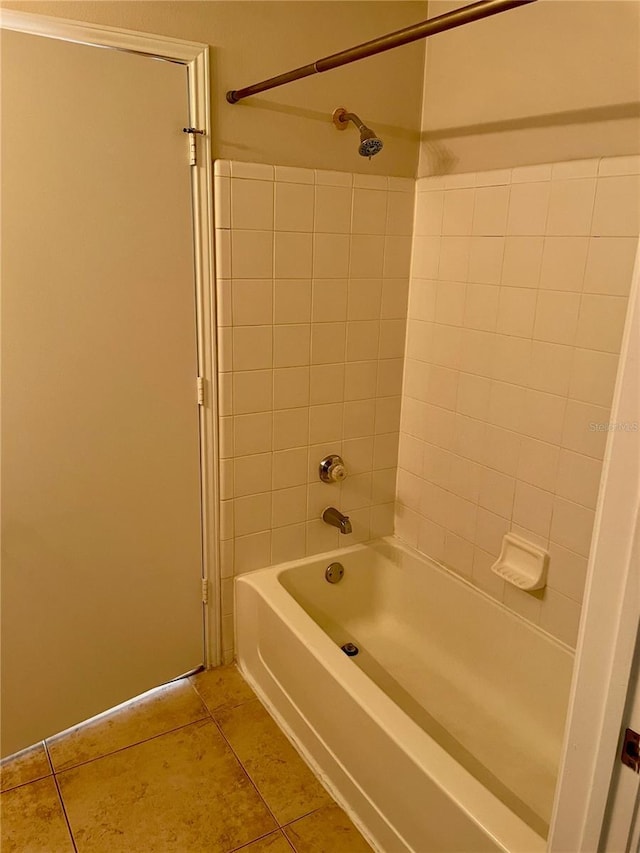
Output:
[
  {"xmin": 420, "ymin": 0, "xmax": 640, "ymax": 175},
  {"xmin": 1, "ymin": 0, "xmax": 427, "ymax": 176}
]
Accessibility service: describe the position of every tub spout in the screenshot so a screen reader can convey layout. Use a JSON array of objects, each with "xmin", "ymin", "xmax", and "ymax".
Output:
[{"xmin": 322, "ymin": 506, "xmax": 352, "ymax": 535}]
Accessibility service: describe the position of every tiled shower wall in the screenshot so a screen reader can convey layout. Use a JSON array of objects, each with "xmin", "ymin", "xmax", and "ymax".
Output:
[
  {"xmin": 214, "ymin": 160, "xmax": 414, "ymax": 661},
  {"xmin": 397, "ymin": 155, "xmax": 639, "ymax": 647}
]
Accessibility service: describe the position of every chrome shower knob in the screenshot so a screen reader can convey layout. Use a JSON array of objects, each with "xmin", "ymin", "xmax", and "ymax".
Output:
[{"xmin": 319, "ymin": 454, "xmax": 347, "ymax": 483}]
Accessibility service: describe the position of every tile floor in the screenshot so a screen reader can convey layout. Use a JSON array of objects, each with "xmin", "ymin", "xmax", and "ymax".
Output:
[{"xmin": 0, "ymin": 665, "xmax": 373, "ymax": 853}]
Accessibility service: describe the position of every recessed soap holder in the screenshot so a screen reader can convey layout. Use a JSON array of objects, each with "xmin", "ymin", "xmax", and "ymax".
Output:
[{"xmin": 491, "ymin": 533, "xmax": 549, "ymax": 591}]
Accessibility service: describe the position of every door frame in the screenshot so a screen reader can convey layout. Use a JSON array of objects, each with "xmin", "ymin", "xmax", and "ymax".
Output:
[
  {"xmin": 548, "ymin": 243, "xmax": 640, "ymax": 850},
  {"xmin": 0, "ymin": 9, "xmax": 221, "ymax": 668}
]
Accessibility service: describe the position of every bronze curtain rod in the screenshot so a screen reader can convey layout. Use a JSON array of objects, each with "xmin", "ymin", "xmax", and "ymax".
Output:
[{"xmin": 226, "ymin": 0, "xmax": 537, "ymax": 104}]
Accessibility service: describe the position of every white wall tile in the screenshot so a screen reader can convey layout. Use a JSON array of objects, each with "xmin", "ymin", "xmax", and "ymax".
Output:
[
  {"xmin": 546, "ymin": 179, "xmax": 596, "ymax": 236},
  {"xmin": 501, "ymin": 237, "xmax": 544, "ymax": 287},
  {"xmin": 234, "ymin": 412, "xmax": 272, "ymax": 456},
  {"xmin": 468, "ymin": 237, "xmax": 505, "ymax": 284},
  {"xmin": 214, "ymin": 176, "xmax": 230, "ymax": 229},
  {"xmin": 231, "ymin": 161, "xmax": 273, "ymax": 180},
  {"xmin": 347, "ymin": 279, "xmax": 382, "ymax": 320},
  {"xmin": 315, "ymin": 185, "xmax": 352, "ymax": 233},
  {"xmin": 384, "ymin": 236, "xmax": 413, "ymax": 278},
  {"xmin": 575, "ymin": 294, "xmax": 628, "ymax": 353},
  {"xmin": 539, "ymin": 237, "xmax": 589, "ymax": 291},
  {"xmin": 507, "ymin": 182, "xmax": 550, "ymax": 235},
  {"xmin": 381, "ymin": 279, "xmax": 410, "ymax": 319},
  {"xmin": 272, "ymin": 485, "xmax": 307, "ymax": 528},
  {"xmin": 234, "ymin": 493, "xmax": 271, "ymax": 537},
  {"xmin": 496, "ymin": 287, "xmax": 537, "ymax": 337},
  {"xmin": 591, "ymin": 175, "xmax": 640, "ymax": 236},
  {"xmin": 415, "ymin": 191, "xmax": 444, "ymax": 236},
  {"xmin": 442, "ymin": 188, "xmax": 475, "ymax": 235},
  {"xmin": 533, "ymin": 291, "xmax": 581, "ymax": 345},
  {"xmin": 550, "ymin": 496, "xmax": 595, "ymax": 557},
  {"xmin": 274, "ymin": 280, "xmax": 311, "ymax": 324},
  {"xmin": 583, "ymin": 237, "xmax": 638, "ymax": 296},
  {"xmin": 231, "ymin": 230, "xmax": 273, "ymax": 278},
  {"xmin": 313, "ymin": 234, "xmax": 350, "ymax": 278},
  {"xmin": 234, "ymin": 453, "xmax": 272, "ymax": 497},
  {"xmin": 352, "ymin": 188, "xmax": 387, "ymax": 235},
  {"xmin": 275, "ymin": 182, "xmax": 314, "ymax": 232},
  {"xmin": 311, "ymin": 322, "xmax": 346, "ymax": 364},
  {"xmin": 598, "ymin": 155, "xmax": 640, "ymax": 176},
  {"xmin": 231, "ymin": 178, "xmax": 274, "ymax": 230},
  {"xmin": 273, "ymin": 324, "xmax": 311, "ymax": 368},
  {"xmin": 464, "ymin": 284, "xmax": 500, "ymax": 332},
  {"xmin": 310, "ymin": 363, "xmax": 345, "ymax": 405},
  {"xmin": 233, "ymin": 370, "xmax": 272, "ymax": 414},
  {"xmin": 528, "ymin": 342, "xmax": 573, "ymax": 396},
  {"xmin": 547, "ymin": 543, "xmax": 588, "ymax": 602},
  {"xmin": 274, "ymin": 232, "xmax": 313, "ymax": 278},
  {"xmin": 513, "ymin": 481, "xmax": 553, "ymax": 537},
  {"xmin": 274, "ymin": 165, "xmax": 314, "ymax": 184},
  {"xmin": 556, "ymin": 449, "xmax": 602, "ymax": 510},
  {"xmin": 272, "ymin": 447, "xmax": 308, "ymax": 489},
  {"xmin": 232, "ymin": 326, "xmax": 273, "ymax": 370},
  {"xmin": 517, "ymin": 436, "xmax": 559, "ymax": 492},
  {"xmin": 561, "ymin": 399, "xmax": 609, "ymax": 459},
  {"xmin": 569, "ymin": 349, "xmax": 619, "ymax": 407},
  {"xmin": 472, "ymin": 186, "xmax": 509, "ymax": 236},
  {"xmin": 234, "ymin": 531, "xmax": 271, "ymax": 574},
  {"xmin": 315, "ymin": 168, "xmax": 352, "ymax": 187},
  {"xmin": 347, "ymin": 320, "xmax": 379, "ymax": 362},
  {"xmin": 539, "ymin": 590, "xmax": 581, "ymax": 647},
  {"xmin": 438, "ymin": 237, "xmax": 470, "ymax": 281},
  {"xmin": 273, "ymin": 367, "xmax": 310, "ymax": 410},
  {"xmin": 386, "ymin": 191, "xmax": 415, "ymax": 236},
  {"xmin": 232, "ymin": 279, "xmax": 272, "ymax": 325},
  {"xmin": 350, "ymin": 235, "xmax": 385, "ymax": 278},
  {"xmin": 273, "ymin": 408, "xmax": 309, "ymax": 451}
]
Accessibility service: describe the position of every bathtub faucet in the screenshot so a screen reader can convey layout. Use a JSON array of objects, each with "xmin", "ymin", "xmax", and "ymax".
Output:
[{"xmin": 322, "ymin": 506, "xmax": 352, "ymax": 535}]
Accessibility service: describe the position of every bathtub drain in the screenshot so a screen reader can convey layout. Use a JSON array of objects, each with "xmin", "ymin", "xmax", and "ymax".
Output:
[{"xmin": 341, "ymin": 642, "xmax": 359, "ymax": 657}]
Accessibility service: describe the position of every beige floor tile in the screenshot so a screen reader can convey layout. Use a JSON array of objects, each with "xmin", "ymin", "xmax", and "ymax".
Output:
[
  {"xmin": 48, "ymin": 678, "xmax": 208, "ymax": 772},
  {"xmin": 0, "ymin": 776, "xmax": 74, "ymax": 852},
  {"xmin": 232, "ymin": 830, "xmax": 293, "ymax": 852},
  {"xmin": 216, "ymin": 699, "xmax": 332, "ymax": 825},
  {"xmin": 191, "ymin": 664, "xmax": 256, "ymax": 714},
  {"xmin": 57, "ymin": 718, "xmax": 276, "ymax": 852},
  {"xmin": 0, "ymin": 742, "xmax": 51, "ymax": 792},
  {"xmin": 284, "ymin": 804, "xmax": 373, "ymax": 853}
]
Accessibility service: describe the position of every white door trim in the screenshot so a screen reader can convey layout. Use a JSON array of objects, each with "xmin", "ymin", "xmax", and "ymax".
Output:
[
  {"xmin": 549, "ymin": 244, "xmax": 640, "ymax": 850},
  {"xmin": 1, "ymin": 9, "xmax": 220, "ymax": 668}
]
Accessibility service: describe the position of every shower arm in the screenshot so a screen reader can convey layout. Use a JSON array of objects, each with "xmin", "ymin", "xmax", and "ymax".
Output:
[{"xmin": 226, "ymin": 0, "xmax": 536, "ymax": 104}]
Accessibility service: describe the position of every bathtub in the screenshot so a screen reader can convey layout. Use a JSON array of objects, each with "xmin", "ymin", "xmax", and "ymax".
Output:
[{"xmin": 235, "ymin": 537, "xmax": 573, "ymax": 853}]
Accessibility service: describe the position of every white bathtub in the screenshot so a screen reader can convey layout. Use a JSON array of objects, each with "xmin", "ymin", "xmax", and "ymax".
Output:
[{"xmin": 235, "ymin": 537, "xmax": 573, "ymax": 853}]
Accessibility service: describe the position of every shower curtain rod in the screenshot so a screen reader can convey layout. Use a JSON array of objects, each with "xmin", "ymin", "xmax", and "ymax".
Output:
[{"xmin": 226, "ymin": 0, "xmax": 536, "ymax": 104}]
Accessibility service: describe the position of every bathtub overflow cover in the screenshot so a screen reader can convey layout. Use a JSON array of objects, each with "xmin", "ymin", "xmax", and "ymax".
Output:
[{"xmin": 325, "ymin": 562, "xmax": 344, "ymax": 584}]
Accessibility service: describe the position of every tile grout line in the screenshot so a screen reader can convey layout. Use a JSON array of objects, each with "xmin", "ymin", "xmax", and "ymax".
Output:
[
  {"xmin": 207, "ymin": 706, "xmax": 285, "ymax": 835},
  {"xmin": 47, "ymin": 714, "xmax": 212, "ymax": 776},
  {"xmin": 44, "ymin": 740, "xmax": 79, "ymax": 853}
]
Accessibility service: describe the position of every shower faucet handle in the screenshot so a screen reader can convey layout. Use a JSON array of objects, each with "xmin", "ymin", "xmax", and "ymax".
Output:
[{"xmin": 319, "ymin": 454, "xmax": 347, "ymax": 484}]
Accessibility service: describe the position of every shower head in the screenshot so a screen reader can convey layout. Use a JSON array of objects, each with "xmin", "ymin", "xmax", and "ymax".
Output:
[{"xmin": 333, "ymin": 107, "xmax": 383, "ymax": 159}]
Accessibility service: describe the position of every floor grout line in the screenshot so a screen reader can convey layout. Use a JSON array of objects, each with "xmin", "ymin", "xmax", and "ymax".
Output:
[
  {"xmin": 209, "ymin": 710, "xmax": 283, "ymax": 832},
  {"xmin": 49, "ymin": 715, "xmax": 212, "ymax": 776},
  {"xmin": 44, "ymin": 741, "xmax": 78, "ymax": 853}
]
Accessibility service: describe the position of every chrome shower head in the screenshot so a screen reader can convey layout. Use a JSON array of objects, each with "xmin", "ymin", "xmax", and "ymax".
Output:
[{"xmin": 333, "ymin": 107, "xmax": 384, "ymax": 159}]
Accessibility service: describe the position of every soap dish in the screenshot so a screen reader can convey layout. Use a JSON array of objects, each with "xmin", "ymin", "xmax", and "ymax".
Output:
[{"xmin": 491, "ymin": 533, "xmax": 549, "ymax": 591}]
